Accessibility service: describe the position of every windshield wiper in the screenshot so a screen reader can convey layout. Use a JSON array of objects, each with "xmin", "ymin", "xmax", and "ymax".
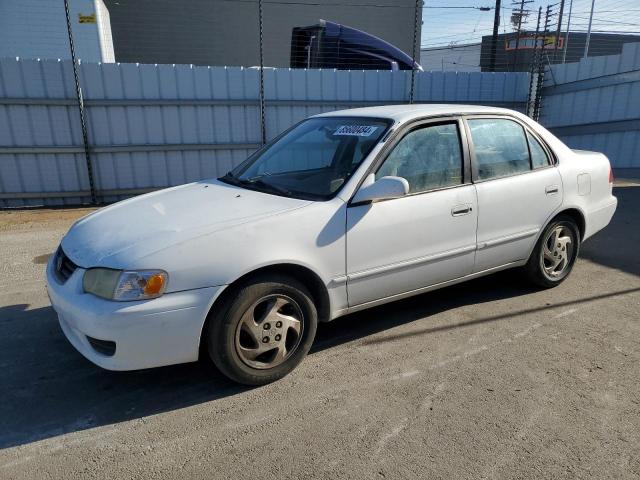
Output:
[
  {"xmin": 220, "ymin": 172, "xmax": 293, "ymax": 197},
  {"xmin": 242, "ymin": 178, "xmax": 292, "ymax": 197}
]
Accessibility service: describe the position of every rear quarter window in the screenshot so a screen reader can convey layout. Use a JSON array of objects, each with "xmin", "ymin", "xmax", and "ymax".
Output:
[{"xmin": 527, "ymin": 131, "xmax": 551, "ymax": 168}]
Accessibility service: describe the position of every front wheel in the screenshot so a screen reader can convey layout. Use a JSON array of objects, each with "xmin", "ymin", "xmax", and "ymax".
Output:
[
  {"xmin": 206, "ymin": 274, "xmax": 318, "ymax": 385},
  {"xmin": 523, "ymin": 215, "xmax": 580, "ymax": 288}
]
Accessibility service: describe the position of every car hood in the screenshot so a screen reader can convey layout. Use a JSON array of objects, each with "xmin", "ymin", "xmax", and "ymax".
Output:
[{"xmin": 61, "ymin": 179, "xmax": 312, "ymax": 268}]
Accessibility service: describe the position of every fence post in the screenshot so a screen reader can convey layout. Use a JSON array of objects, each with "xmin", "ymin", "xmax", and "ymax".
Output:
[
  {"xmin": 409, "ymin": 0, "xmax": 420, "ymax": 104},
  {"xmin": 527, "ymin": 7, "xmax": 542, "ymax": 117},
  {"xmin": 257, "ymin": 0, "xmax": 267, "ymax": 145},
  {"xmin": 64, "ymin": 0, "xmax": 97, "ymax": 204},
  {"xmin": 533, "ymin": 5, "xmax": 553, "ymax": 120}
]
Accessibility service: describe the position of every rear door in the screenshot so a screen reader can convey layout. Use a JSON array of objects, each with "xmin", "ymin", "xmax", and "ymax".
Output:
[{"xmin": 465, "ymin": 116, "xmax": 562, "ymax": 272}]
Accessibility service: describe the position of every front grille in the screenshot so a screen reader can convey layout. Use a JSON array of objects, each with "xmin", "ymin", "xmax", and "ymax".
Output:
[
  {"xmin": 86, "ymin": 336, "xmax": 116, "ymax": 357},
  {"xmin": 54, "ymin": 247, "xmax": 78, "ymax": 283}
]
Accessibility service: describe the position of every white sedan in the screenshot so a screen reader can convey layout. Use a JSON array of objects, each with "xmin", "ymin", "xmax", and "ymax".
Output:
[{"xmin": 46, "ymin": 105, "xmax": 617, "ymax": 385}]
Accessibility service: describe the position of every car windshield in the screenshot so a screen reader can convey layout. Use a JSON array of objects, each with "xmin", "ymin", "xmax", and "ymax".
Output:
[{"xmin": 220, "ymin": 117, "xmax": 391, "ymax": 200}]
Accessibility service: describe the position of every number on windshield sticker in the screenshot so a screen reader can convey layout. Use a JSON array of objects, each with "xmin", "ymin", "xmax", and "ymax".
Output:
[{"xmin": 334, "ymin": 125, "xmax": 379, "ymax": 137}]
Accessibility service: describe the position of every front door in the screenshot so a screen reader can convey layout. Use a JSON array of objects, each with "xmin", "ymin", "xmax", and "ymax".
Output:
[{"xmin": 346, "ymin": 120, "xmax": 478, "ymax": 307}]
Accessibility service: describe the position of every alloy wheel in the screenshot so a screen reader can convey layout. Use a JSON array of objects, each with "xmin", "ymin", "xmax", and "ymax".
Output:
[
  {"xmin": 541, "ymin": 225, "xmax": 574, "ymax": 279},
  {"xmin": 234, "ymin": 294, "xmax": 304, "ymax": 369}
]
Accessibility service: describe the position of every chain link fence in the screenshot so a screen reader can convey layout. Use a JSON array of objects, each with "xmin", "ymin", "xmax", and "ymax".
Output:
[{"xmin": 1, "ymin": 0, "xmax": 638, "ymax": 206}]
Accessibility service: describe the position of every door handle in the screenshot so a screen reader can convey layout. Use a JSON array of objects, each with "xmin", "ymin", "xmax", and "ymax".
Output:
[
  {"xmin": 545, "ymin": 185, "xmax": 559, "ymax": 195},
  {"xmin": 451, "ymin": 204, "xmax": 473, "ymax": 216}
]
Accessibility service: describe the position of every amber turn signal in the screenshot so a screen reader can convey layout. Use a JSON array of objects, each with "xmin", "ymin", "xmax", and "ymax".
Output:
[{"xmin": 144, "ymin": 274, "xmax": 166, "ymax": 296}]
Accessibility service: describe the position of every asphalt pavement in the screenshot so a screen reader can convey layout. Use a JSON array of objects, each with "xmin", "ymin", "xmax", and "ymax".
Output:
[{"xmin": 0, "ymin": 184, "xmax": 638, "ymax": 479}]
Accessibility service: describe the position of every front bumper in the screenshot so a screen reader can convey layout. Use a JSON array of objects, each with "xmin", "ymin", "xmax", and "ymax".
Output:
[{"xmin": 46, "ymin": 259, "xmax": 224, "ymax": 371}]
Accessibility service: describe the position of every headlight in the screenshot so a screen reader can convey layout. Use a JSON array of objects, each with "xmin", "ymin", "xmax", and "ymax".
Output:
[{"xmin": 83, "ymin": 268, "xmax": 168, "ymax": 301}]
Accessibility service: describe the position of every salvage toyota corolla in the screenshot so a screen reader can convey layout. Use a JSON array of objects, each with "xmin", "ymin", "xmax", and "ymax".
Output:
[{"xmin": 47, "ymin": 105, "xmax": 617, "ymax": 385}]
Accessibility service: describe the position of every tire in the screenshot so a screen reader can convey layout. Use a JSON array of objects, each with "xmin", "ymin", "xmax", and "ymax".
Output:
[
  {"xmin": 206, "ymin": 274, "xmax": 318, "ymax": 385},
  {"xmin": 523, "ymin": 214, "xmax": 581, "ymax": 288}
]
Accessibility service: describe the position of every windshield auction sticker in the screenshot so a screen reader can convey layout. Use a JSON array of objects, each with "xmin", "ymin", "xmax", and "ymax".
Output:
[{"xmin": 334, "ymin": 125, "xmax": 379, "ymax": 137}]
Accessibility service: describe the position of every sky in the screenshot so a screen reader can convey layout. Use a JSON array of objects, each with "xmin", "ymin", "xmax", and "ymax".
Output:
[{"xmin": 420, "ymin": 0, "xmax": 640, "ymax": 49}]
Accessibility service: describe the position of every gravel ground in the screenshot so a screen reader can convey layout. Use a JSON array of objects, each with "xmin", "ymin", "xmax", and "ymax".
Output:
[{"xmin": 0, "ymin": 184, "xmax": 639, "ymax": 479}]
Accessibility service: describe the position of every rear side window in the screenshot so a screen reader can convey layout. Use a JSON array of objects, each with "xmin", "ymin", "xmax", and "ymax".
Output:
[
  {"xmin": 468, "ymin": 118, "xmax": 530, "ymax": 180},
  {"xmin": 527, "ymin": 132, "xmax": 551, "ymax": 168},
  {"xmin": 377, "ymin": 122, "xmax": 463, "ymax": 194}
]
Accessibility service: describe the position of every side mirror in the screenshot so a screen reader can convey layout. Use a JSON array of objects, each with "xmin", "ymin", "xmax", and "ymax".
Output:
[{"xmin": 351, "ymin": 174, "xmax": 409, "ymax": 205}]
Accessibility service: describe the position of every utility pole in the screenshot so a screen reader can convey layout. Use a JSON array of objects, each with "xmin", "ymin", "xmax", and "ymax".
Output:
[
  {"xmin": 511, "ymin": 0, "xmax": 531, "ymax": 72},
  {"xmin": 489, "ymin": 0, "xmax": 502, "ymax": 72},
  {"xmin": 584, "ymin": 0, "xmax": 595, "ymax": 59},
  {"xmin": 553, "ymin": 0, "xmax": 565, "ymax": 62},
  {"xmin": 562, "ymin": 0, "xmax": 573, "ymax": 63}
]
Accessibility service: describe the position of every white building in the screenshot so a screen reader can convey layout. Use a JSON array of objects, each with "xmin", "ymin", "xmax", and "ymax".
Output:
[
  {"xmin": 420, "ymin": 43, "xmax": 481, "ymax": 72},
  {"xmin": 0, "ymin": 0, "xmax": 114, "ymax": 62}
]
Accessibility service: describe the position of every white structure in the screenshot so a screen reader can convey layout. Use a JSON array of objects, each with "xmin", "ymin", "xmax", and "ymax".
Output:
[
  {"xmin": 421, "ymin": 43, "xmax": 482, "ymax": 72},
  {"xmin": 0, "ymin": 0, "xmax": 114, "ymax": 62}
]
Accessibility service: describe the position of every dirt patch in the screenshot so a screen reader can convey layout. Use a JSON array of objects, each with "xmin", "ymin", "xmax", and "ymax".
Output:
[{"xmin": 0, "ymin": 208, "xmax": 97, "ymax": 232}]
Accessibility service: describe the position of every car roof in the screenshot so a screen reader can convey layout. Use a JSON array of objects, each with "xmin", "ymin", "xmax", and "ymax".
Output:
[{"xmin": 314, "ymin": 104, "xmax": 518, "ymax": 124}]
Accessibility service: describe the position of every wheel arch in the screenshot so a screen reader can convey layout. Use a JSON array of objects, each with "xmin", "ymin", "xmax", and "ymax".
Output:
[
  {"xmin": 525, "ymin": 206, "xmax": 586, "ymax": 263},
  {"xmin": 555, "ymin": 207, "xmax": 586, "ymax": 240},
  {"xmin": 198, "ymin": 263, "xmax": 331, "ymax": 359}
]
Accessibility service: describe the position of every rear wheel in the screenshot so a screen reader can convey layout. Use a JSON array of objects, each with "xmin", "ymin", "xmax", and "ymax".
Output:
[
  {"xmin": 523, "ymin": 215, "xmax": 580, "ymax": 288},
  {"xmin": 206, "ymin": 274, "xmax": 317, "ymax": 385}
]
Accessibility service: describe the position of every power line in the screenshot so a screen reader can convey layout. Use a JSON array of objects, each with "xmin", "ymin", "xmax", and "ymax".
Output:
[{"xmin": 423, "ymin": 5, "xmax": 495, "ymax": 9}]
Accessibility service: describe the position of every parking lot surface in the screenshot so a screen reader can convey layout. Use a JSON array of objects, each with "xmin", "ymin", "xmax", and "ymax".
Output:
[{"xmin": 1, "ymin": 184, "xmax": 639, "ymax": 479}]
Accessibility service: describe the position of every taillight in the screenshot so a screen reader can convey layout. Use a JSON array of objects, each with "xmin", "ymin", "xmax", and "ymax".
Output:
[{"xmin": 609, "ymin": 167, "xmax": 614, "ymax": 184}]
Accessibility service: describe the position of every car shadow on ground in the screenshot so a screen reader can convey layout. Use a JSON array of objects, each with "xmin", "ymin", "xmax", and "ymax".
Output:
[
  {"xmin": 579, "ymin": 185, "xmax": 640, "ymax": 277},
  {"xmin": 0, "ymin": 271, "xmax": 541, "ymax": 450},
  {"xmin": 0, "ymin": 187, "xmax": 637, "ymax": 450}
]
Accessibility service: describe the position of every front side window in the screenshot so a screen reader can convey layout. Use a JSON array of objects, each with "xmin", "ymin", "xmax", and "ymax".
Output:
[
  {"xmin": 467, "ymin": 118, "xmax": 530, "ymax": 180},
  {"xmin": 222, "ymin": 117, "xmax": 390, "ymax": 200},
  {"xmin": 377, "ymin": 122, "xmax": 463, "ymax": 194}
]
